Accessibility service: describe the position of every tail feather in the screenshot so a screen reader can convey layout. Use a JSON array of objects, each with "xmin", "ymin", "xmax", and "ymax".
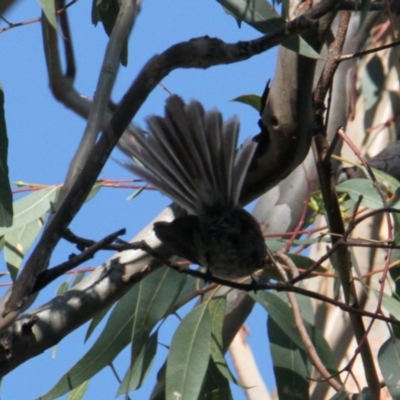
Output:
[{"xmin": 118, "ymin": 95, "xmax": 257, "ymax": 215}]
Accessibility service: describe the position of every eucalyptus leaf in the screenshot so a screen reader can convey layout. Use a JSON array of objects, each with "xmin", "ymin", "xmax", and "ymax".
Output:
[
  {"xmin": 231, "ymin": 94, "xmax": 262, "ymax": 112},
  {"xmin": 378, "ymin": 337, "xmax": 400, "ymax": 398},
  {"xmin": 0, "ymin": 186, "xmax": 60, "ymax": 236},
  {"xmin": 217, "ymin": 0, "xmax": 320, "ymax": 58},
  {"xmin": 208, "ymin": 297, "xmax": 238, "ymax": 383},
  {"xmin": 66, "ymin": 381, "xmax": 89, "ymax": 400},
  {"xmin": 39, "ymin": 284, "xmax": 141, "ymax": 399},
  {"xmin": 0, "ymin": 82, "xmax": 12, "ymax": 227},
  {"xmin": 38, "ymin": 0, "xmax": 59, "ymax": 32},
  {"xmin": 5, "ymin": 217, "xmax": 44, "ymax": 280},
  {"xmin": 166, "ymin": 303, "xmax": 212, "ymax": 400},
  {"xmin": 116, "ymin": 330, "xmax": 158, "ymax": 395}
]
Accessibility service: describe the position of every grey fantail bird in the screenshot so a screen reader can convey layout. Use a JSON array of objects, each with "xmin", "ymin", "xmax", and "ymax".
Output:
[{"xmin": 119, "ymin": 95, "xmax": 266, "ymax": 279}]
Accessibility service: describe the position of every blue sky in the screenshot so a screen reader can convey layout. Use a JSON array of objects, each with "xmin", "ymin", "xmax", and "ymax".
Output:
[{"xmin": 0, "ymin": 1, "xmax": 278, "ymax": 398}]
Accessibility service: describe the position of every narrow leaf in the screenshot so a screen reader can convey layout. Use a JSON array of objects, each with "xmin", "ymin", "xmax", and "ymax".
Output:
[
  {"xmin": 66, "ymin": 381, "xmax": 89, "ymax": 400},
  {"xmin": 200, "ymin": 357, "xmax": 233, "ymax": 399},
  {"xmin": 126, "ymin": 185, "xmax": 145, "ymax": 201},
  {"xmin": 268, "ymin": 317, "xmax": 310, "ymax": 400},
  {"xmin": 252, "ymin": 291, "xmax": 338, "ymax": 376},
  {"xmin": 116, "ymin": 330, "xmax": 158, "ymax": 395},
  {"xmin": 38, "ymin": 0, "xmax": 59, "ymax": 32},
  {"xmin": 5, "ymin": 217, "xmax": 44, "ymax": 280},
  {"xmin": 166, "ymin": 303, "xmax": 212, "ymax": 400},
  {"xmin": 378, "ymin": 337, "xmax": 400, "ymax": 398},
  {"xmin": 208, "ymin": 297, "xmax": 238, "ymax": 383},
  {"xmin": 0, "ymin": 82, "xmax": 12, "ymax": 227},
  {"xmin": 131, "ymin": 268, "xmax": 186, "ymax": 361},
  {"xmin": 85, "ymin": 181, "xmax": 102, "ymax": 202},
  {"xmin": 84, "ymin": 305, "xmax": 111, "ymax": 342},
  {"xmin": 39, "ymin": 285, "xmax": 141, "ymax": 399},
  {"xmin": 0, "ymin": 186, "xmax": 60, "ymax": 236},
  {"xmin": 217, "ymin": 0, "xmax": 319, "ymax": 58}
]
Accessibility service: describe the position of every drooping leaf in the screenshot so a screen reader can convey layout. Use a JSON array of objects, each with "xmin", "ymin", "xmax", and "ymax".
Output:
[
  {"xmin": 378, "ymin": 337, "xmax": 400, "ymax": 398},
  {"xmin": 126, "ymin": 185, "xmax": 145, "ymax": 201},
  {"xmin": 130, "ymin": 268, "xmax": 186, "ymax": 362},
  {"xmin": 173, "ymin": 275, "xmax": 205, "ymax": 306},
  {"xmin": 166, "ymin": 303, "xmax": 212, "ymax": 400},
  {"xmin": 252, "ymin": 291, "xmax": 339, "ymax": 378},
  {"xmin": 94, "ymin": 0, "xmax": 128, "ymax": 66},
  {"xmin": 377, "ymin": 292, "xmax": 400, "ymax": 320},
  {"xmin": 150, "ymin": 363, "xmax": 166, "ymax": 400},
  {"xmin": 40, "ymin": 268, "xmax": 185, "ymax": 399},
  {"xmin": 361, "ymin": 54, "xmax": 384, "ymax": 111},
  {"xmin": 66, "ymin": 381, "xmax": 89, "ymax": 400},
  {"xmin": 0, "ymin": 82, "xmax": 13, "ymax": 227},
  {"xmin": 124, "ymin": 268, "xmax": 186, "ymax": 394},
  {"xmin": 358, "ymin": 0, "xmax": 371, "ymax": 29},
  {"xmin": 85, "ymin": 181, "xmax": 102, "ymax": 202},
  {"xmin": 39, "ymin": 284, "xmax": 141, "ymax": 399},
  {"xmin": 0, "ymin": 186, "xmax": 60, "ymax": 236},
  {"xmin": 38, "ymin": 0, "xmax": 59, "ymax": 32},
  {"xmin": 84, "ymin": 305, "xmax": 112, "ymax": 342},
  {"xmin": 268, "ymin": 317, "xmax": 310, "ymax": 400},
  {"xmin": 208, "ymin": 297, "xmax": 238, "ymax": 383},
  {"xmin": 116, "ymin": 330, "xmax": 158, "ymax": 396},
  {"xmin": 55, "ymin": 281, "xmax": 69, "ymax": 296},
  {"xmin": 200, "ymin": 357, "xmax": 233, "ymax": 399},
  {"xmin": 5, "ymin": 217, "xmax": 44, "ymax": 280},
  {"xmin": 218, "ymin": 0, "xmax": 283, "ymax": 33},
  {"xmin": 217, "ymin": 0, "xmax": 320, "ymax": 58}
]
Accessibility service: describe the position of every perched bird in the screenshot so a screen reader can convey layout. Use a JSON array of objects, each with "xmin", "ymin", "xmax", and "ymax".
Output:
[{"xmin": 119, "ymin": 95, "xmax": 266, "ymax": 279}]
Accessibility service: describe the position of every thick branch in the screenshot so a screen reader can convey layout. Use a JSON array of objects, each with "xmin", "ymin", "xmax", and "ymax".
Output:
[{"xmin": 1, "ymin": 1, "xmax": 338, "ymax": 322}]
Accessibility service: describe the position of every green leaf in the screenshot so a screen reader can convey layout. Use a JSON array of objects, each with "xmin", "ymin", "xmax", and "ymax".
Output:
[
  {"xmin": 122, "ymin": 268, "xmax": 186, "ymax": 394},
  {"xmin": 0, "ymin": 82, "xmax": 13, "ymax": 227},
  {"xmin": 378, "ymin": 337, "xmax": 400, "ymax": 398},
  {"xmin": 377, "ymin": 292, "xmax": 400, "ymax": 320},
  {"xmin": 252, "ymin": 291, "xmax": 339, "ymax": 377},
  {"xmin": 131, "ymin": 268, "xmax": 186, "ymax": 361},
  {"xmin": 217, "ymin": 0, "xmax": 283, "ymax": 33},
  {"xmin": 71, "ymin": 271, "xmax": 86, "ymax": 288},
  {"xmin": 4, "ymin": 217, "xmax": 44, "ymax": 280},
  {"xmin": 37, "ymin": 0, "xmax": 59, "ymax": 32},
  {"xmin": 116, "ymin": 330, "xmax": 158, "ymax": 396},
  {"xmin": 39, "ymin": 284, "xmax": 140, "ymax": 399},
  {"xmin": 231, "ymin": 94, "xmax": 262, "ymax": 112},
  {"xmin": 66, "ymin": 381, "xmax": 89, "ymax": 400},
  {"xmin": 282, "ymin": 36, "xmax": 320, "ymax": 59},
  {"xmin": 268, "ymin": 317, "xmax": 310, "ymax": 400},
  {"xmin": 0, "ymin": 186, "xmax": 60, "ymax": 236},
  {"xmin": 40, "ymin": 268, "xmax": 185, "ymax": 399},
  {"xmin": 208, "ymin": 297, "xmax": 238, "ymax": 384},
  {"xmin": 84, "ymin": 305, "xmax": 111, "ymax": 342},
  {"xmin": 359, "ymin": 0, "xmax": 371, "ymax": 29},
  {"xmin": 55, "ymin": 281, "xmax": 69, "ymax": 296},
  {"xmin": 200, "ymin": 357, "xmax": 233, "ymax": 399},
  {"xmin": 166, "ymin": 303, "xmax": 212, "ymax": 400},
  {"xmin": 217, "ymin": 0, "xmax": 319, "ymax": 58},
  {"xmin": 126, "ymin": 184, "xmax": 145, "ymax": 201},
  {"xmin": 337, "ymin": 179, "xmax": 384, "ymax": 210},
  {"xmin": 173, "ymin": 275, "xmax": 205, "ymax": 306},
  {"xmin": 85, "ymin": 181, "xmax": 102, "ymax": 202},
  {"xmin": 96, "ymin": 0, "xmax": 128, "ymax": 66}
]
